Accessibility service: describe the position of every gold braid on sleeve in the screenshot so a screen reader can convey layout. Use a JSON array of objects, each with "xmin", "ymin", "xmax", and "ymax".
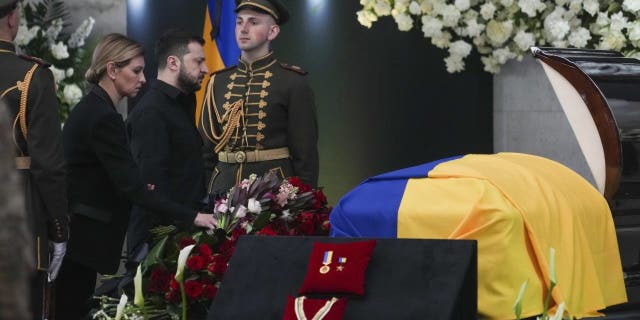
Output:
[{"xmin": 201, "ymin": 73, "xmax": 244, "ymax": 154}]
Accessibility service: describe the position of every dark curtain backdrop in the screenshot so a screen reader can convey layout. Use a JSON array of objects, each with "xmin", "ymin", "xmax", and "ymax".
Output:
[{"xmin": 126, "ymin": 0, "xmax": 492, "ymax": 204}]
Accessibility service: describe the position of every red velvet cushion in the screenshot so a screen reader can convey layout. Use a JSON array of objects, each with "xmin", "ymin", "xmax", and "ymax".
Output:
[
  {"xmin": 298, "ymin": 240, "xmax": 376, "ymax": 295},
  {"xmin": 282, "ymin": 295, "xmax": 348, "ymax": 320}
]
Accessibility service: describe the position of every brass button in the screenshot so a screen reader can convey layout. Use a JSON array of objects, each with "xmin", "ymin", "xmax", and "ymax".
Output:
[{"xmin": 234, "ymin": 151, "xmax": 247, "ymax": 163}]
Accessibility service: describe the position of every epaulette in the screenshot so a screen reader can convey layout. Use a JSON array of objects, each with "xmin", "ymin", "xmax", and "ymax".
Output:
[
  {"xmin": 18, "ymin": 54, "xmax": 51, "ymax": 67},
  {"xmin": 210, "ymin": 65, "xmax": 237, "ymax": 76},
  {"xmin": 280, "ymin": 62, "xmax": 308, "ymax": 75}
]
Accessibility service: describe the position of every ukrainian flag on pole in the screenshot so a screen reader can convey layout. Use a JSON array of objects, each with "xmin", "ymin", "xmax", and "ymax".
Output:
[{"xmin": 195, "ymin": 0, "xmax": 240, "ymax": 125}]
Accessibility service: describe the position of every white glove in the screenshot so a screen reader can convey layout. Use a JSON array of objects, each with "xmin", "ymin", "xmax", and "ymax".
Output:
[{"xmin": 47, "ymin": 241, "xmax": 67, "ymax": 283}]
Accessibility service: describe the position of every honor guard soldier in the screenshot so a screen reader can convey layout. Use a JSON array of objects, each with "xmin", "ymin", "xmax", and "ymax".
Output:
[
  {"xmin": 0, "ymin": 0, "xmax": 69, "ymax": 318},
  {"xmin": 199, "ymin": 0, "xmax": 319, "ymax": 194}
]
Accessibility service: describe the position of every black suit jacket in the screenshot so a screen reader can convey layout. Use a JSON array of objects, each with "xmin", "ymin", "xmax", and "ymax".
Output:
[{"xmin": 63, "ymin": 85, "xmax": 196, "ymax": 274}]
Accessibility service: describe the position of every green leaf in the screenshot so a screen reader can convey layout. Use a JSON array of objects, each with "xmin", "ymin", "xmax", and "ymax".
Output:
[
  {"xmin": 251, "ymin": 211, "xmax": 273, "ymax": 233},
  {"xmin": 141, "ymin": 235, "xmax": 169, "ymax": 274},
  {"xmin": 513, "ymin": 279, "xmax": 528, "ymax": 320}
]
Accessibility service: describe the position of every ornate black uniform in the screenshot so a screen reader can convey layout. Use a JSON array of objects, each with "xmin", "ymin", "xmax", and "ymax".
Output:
[
  {"xmin": 199, "ymin": 52, "xmax": 319, "ymax": 194},
  {"xmin": 0, "ymin": 39, "xmax": 69, "ymax": 317}
]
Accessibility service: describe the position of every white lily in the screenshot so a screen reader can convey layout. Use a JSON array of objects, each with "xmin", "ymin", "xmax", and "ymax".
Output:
[
  {"xmin": 114, "ymin": 293, "xmax": 128, "ymax": 320},
  {"xmin": 133, "ymin": 264, "xmax": 144, "ymax": 307},
  {"xmin": 175, "ymin": 244, "xmax": 195, "ymax": 282}
]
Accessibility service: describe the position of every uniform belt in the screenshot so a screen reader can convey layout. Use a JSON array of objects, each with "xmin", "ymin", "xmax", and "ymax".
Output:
[
  {"xmin": 218, "ymin": 147, "xmax": 290, "ymax": 164},
  {"xmin": 15, "ymin": 156, "xmax": 30, "ymax": 170}
]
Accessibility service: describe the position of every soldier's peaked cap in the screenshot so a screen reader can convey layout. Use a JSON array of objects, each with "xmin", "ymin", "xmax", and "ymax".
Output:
[{"xmin": 235, "ymin": 0, "xmax": 289, "ymax": 25}]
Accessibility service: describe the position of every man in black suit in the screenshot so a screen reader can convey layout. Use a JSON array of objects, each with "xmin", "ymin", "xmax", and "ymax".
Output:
[
  {"xmin": 127, "ymin": 30, "xmax": 210, "ymax": 249},
  {"xmin": 0, "ymin": 1, "xmax": 69, "ymax": 318}
]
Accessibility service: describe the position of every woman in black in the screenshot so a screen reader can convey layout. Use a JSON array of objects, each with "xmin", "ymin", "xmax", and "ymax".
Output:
[{"xmin": 56, "ymin": 34, "xmax": 217, "ymax": 320}]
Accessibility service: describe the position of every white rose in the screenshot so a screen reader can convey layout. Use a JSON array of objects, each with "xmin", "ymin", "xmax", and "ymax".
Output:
[
  {"xmin": 66, "ymin": 68, "xmax": 74, "ymax": 77},
  {"xmin": 480, "ymin": 2, "xmax": 497, "ymax": 20},
  {"xmin": 421, "ymin": 15, "xmax": 444, "ymax": 37},
  {"xmin": 518, "ymin": 0, "xmax": 546, "ymax": 18},
  {"xmin": 247, "ymin": 198, "xmax": 262, "ymax": 214},
  {"xmin": 393, "ymin": 12, "xmax": 414, "ymax": 31},
  {"xmin": 623, "ymin": 0, "xmax": 640, "ymax": 13},
  {"xmin": 49, "ymin": 66, "xmax": 66, "ymax": 84},
  {"xmin": 567, "ymin": 27, "xmax": 592, "ymax": 47},
  {"xmin": 599, "ymin": 31, "xmax": 627, "ymax": 51},
  {"xmin": 444, "ymin": 55, "xmax": 465, "ymax": 73},
  {"xmin": 628, "ymin": 22, "xmax": 640, "ymax": 41},
  {"xmin": 610, "ymin": 12, "xmax": 629, "ymax": 33},
  {"xmin": 50, "ymin": 41, "xmax": 69, "ymax": 60},
  {"xmin": 409, "ymin": 1, "xmax": 421, "ymax": 14},
  {"xmin": 513, "ymin": 30, "xmax": 535, "ymax": 51},
  {"xmin": 440, "ymin": 4, "xmax": 461, "ymax": 27},
  {"xmin": 448, "ymin": 40, "xmax": 472, "ymax": 58},
  {"xmin": 431, "ymin": 31, "xmax": 452, "ymax": 48},
  {"xmin": 62, "ymin": 84, "xmax": 82, "ymax": 106},
  {"xmin": 486, "ymin": 20, "xmax": 513, "ymax": 46},
  {"xmin": 373, "ymin": 0, "xmax": 392, "ymax": 16},
  {"xmin": 454, "ymin": 0, "xmax": 470, "ymax": 11}
]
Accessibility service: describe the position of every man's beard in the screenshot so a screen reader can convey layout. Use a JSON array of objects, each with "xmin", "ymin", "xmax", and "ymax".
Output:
[{"xmin": 177, "ymin": 67, "xmax": 201, "ymax": 93}]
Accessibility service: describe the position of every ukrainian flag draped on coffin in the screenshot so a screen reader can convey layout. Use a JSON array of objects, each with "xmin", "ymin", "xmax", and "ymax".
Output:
[
  {"xmin": 330, "ymin": 153, "xmax": 626, "ymax": 319},
  {"xmin": 195, "ymin": 0, "xmax": 240, "ymax": 125}
]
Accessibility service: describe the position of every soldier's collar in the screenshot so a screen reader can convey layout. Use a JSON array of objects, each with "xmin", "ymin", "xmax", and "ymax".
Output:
[
  {"xmin": 0, "ymin": 39, "xmax": 15, "ymax": 53},
  {"xmin": 238, "ymin": 51, "xmax": 276, "ymax": 72}
]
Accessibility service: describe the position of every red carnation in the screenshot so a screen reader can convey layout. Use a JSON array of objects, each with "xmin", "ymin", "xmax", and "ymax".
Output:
[
  {"xmin": 231, "ymin": 226, "xmax": 246, "ymax": 241},
  {"xmin": 289, "ymin": 176, "xmax": 312, "ymax": 193},
  {"xmin": 202, "ymin": 284, "xmax": 218, "ymax": 300},
  {"xmin": 169, "ymin": 277, "xmax": 179, "ymax": 290},
  {"xmin": 148, "ymin": 267, "xmax": 172, "ymax": 293},
  {"xmin": 186, "ymin": 255, "xmax": 205, "ymax": 271},
  {"xmin": 184, "ymin": 280, "xmax": 203, "ymax": 300},
  {"xmin": 197, "ymin": 243, "xmax": 213, "ymax": 257},
  {"xmin": 256, "ymin": 225, "xmax": 278, "ymax": 236},
  {"xmin": 313, "ymin": 189, "xmax": 327, "ymax": 209},
  {"xmin": 179, "ymin": 237, "xmax": 196, "ymax": 249},
  {"xmin": 207, "ymin": 254, "xmax": 228, "ymax": 275}
]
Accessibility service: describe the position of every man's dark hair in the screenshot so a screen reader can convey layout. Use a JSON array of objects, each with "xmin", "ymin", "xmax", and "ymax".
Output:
[
  {"xmin": 0, "ymin": 1, "xmax": 18, "ymax": 19},
  {"xmin": 155, "ymin": 29, "xmax": 205, "ymax": 70}
]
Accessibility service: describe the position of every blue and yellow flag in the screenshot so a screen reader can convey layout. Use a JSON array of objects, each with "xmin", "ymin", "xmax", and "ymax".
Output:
[
  {"xmin": 195, "ymin": 0, "xmax": 240, "ymax": 125},
  {"xmin": 330, "ymin": 153, "xmax": 626, "ymax": 319}
]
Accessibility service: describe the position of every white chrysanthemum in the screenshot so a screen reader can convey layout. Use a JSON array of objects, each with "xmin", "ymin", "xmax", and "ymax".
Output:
[
  {"xmin": 555, "ymin": 0, "xmax": 569, "ymax": 5},
  {"xmin": 421, "ymin": 15, "xmax": 444, "ymax": 37},
  {"xmin": 444, "ymin": 55, "xmax": 465, "ymax": 73},
  {"xmin": 567, "ymin": 27, "xmax": 592, "ymax": 47},
  {"xmin": 481, "ymin": 56, "xmax": 501, "ymax": 73},
  {"xmin": 49, "ymin": 66, "xmax": 66, "ymax": 84},
  {"xmin": 357, "ymin": 10, "xmax": 376, "ymax": 28},
  {"xmin": 543, "ymin": 7, "xmax": 570, "ymax": 41},
  {"xmin": 628, "ymin": 22, "xmax": 640, "ymax": 41},
  {"xmin": 431, "ymin": 31, "xmax": 452, "ymax": 48},
  {"xmin": 421, "ymin": 0, "xmax": 434, "ymax": 14},
  {"xmin": 513, "ymin": 30, "xmax": 535, "ymax": 51},
  {"xmin": 394, "ymin": 0, "xmax": 410, "ymax": 13},
  {"xmin": 68, "ymin": 17, "xmax": 95, "ymax": 49},
  {"xmin": 465, "ymin": 18, "xmax": 485, "ymax": 37},
  {"xmin": 568, "ymin": 0, "xmax": 582, "ymax": 13},
  {"xmin": 599, "ymin": 30, "xmax": 627, "ymax": 51},
  {"xmin": 610, "ymin": 12, "xmax": 629, "ymax": 33},
  {"xmin": 449, "ymin": 40, "xmax": 472, "ymax": 58},
  {"xmin": 582, "ymin": 0, "xmax": 599, "ymax": 16},
  {"xmin": 50, "ymin": 41, "xmax": 69, "ymax": 60},
  {"xmin": 486, "ymin": 20, "xmax": 513, "ymax": 46},
  {"xmin": 455, "ymin": 0, "xmax": 471, "ymax": 11},
  {"xmin": 63, "ymin": 84, "xmax": 82, "ymax": 105},
  {"xmin": 501, "ymin": 0, "xmax": 514, "ymax": 7},
  {"xmin": 14, "ymin": 25, "xmax": 40, "ymax": 47},
  {"xmin": 623, "ymin": 0, "xmax": 640, "ymax": 12},
  {"xmin": 409, "ymin": 1, "xmax": 421, "ymax": 15},
  {"xmin": 493, "ymin": 47, "xmax": 516, "ymax": 64},
  {"xmin": 66, "ymin": 68, "xmax": 74, "ymax": 77},
  {"xmin": 551, "ymin": 39, "xmax": 567, "ymax": 47},
  {"xmin": 373, "ymin": 0, "xmax": 392, "ymax": 16},
  {"xmin": 440, "ymin": 5, "xmax": 461, "ymax": 27},
  {"xmin": 595, "ymin": 12, "xmax": 609, "ymax": 27},
  {"xmin": 480, "ymin": 2, "xmax": 497, "ymax": 20},
  {"xmin": 45, "ymin": 19, "xmax": 63, "ymax": 44},
  {"xmin": 518, "ymin": 0, "xmax": 546, "ymax": 17},
  {"xmin": 394, "ymin": 12, "xmax": 414, "ymax": 31}
]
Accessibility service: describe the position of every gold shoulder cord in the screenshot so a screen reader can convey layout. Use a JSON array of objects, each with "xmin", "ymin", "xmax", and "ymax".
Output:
[
  {"xmin": 11, "ymin": 63, "xmax": 38, "ymax": 155},
  {"xmin": 200, "ymin": 73, "xmax": 244, "ymax": 154}
]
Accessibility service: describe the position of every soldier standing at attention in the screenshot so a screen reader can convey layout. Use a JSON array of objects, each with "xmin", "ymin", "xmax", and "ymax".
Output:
[
  {"xmin": 0, "ymin": 0, "xmax": 69, "ymax": 318},
  {"xmin": 199, "ymin": 0, "xmax": 319, "ymax": 194}
]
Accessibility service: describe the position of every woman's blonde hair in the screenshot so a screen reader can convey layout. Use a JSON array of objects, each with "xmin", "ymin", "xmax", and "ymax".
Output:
[{"xmin": 85, "ymin": 33, "xmax": 145, "ymax": 84}]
